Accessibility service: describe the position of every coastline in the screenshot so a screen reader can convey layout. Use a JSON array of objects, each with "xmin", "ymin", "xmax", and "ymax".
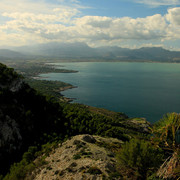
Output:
[
  {"xmin": 37, "ymin": 63, "xmax": 79, "ymax": 102},
  {"xmin": 44, "ymin": 58, "xmax": 180, "ymax": 64},
  {"xmin": 59, "ymin": 85, "xmax": 77, "ymax": 102},
  {"xmin": 28, "ymin": 62, "xmax": 78, "ymax": 103},
  {"xmin": 59, "ymin": 85, "xmax": 78, "ymax": 92},
  {"xmin": 59, "ymin": 85, "xmax": 78, "ymax": 103}
]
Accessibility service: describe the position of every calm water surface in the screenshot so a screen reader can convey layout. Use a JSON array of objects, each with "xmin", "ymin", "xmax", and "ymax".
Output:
[{"xmin": 40, "ymin": 62, "xmax": 180, "ymax": 123}]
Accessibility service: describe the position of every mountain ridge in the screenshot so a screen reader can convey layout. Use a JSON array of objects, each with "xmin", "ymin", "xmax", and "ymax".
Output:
[{"xmin": 1, "ymin": 42, "xmax": 180, "ymax": 62}]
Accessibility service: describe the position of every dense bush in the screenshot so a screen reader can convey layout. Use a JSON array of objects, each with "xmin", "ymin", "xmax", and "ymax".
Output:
[
  {"xmin": 117, "ymin": 138, "xmax": 164, "ymax": 179},
  {"xmin": 62, "ymin": 103, "xmax": 133, "ymax": 141},
  {"xmin": 0, "ymin": 63, "xmax": 22, "ymax": 86},
  {"xmin": 3, "ymin": 143, "xmax": 56, "ymax": 180}
]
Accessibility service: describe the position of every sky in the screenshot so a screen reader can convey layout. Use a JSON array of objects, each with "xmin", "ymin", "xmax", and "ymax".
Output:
[{"xmin": 0, "ymin": 0, "xmax": 180, "ymax": 50}]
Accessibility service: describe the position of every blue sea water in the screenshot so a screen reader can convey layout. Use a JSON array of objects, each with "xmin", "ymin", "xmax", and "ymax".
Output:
[{"xmin": 40, "ymin": 62, "xmax": 180, "ymax": 123}]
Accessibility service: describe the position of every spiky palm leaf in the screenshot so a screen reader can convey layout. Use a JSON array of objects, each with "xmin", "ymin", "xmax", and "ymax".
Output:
[{"xmin": 153, "ymin": 113, "xmax": 180, "ymax": 148}]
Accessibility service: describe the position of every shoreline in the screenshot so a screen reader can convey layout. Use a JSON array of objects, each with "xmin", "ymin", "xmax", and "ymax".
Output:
[
  {"xmin": 59, "ymin": 85, "xmax": 78, "ymax": 92},
  {"xmin": 59, "ymin": 85, "xmax": 78, "ymax": 103},
  {"xmin": 37, "ymin": 63, "xmax": 78, "ymax": 102},
  {"xmin": 44, "ymin": 59, "xmax": 180, "ymax": 64}
]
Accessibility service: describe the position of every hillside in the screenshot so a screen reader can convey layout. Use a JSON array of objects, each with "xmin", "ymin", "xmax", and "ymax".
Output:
[
  {"xmin": 0, "ymin": 63, "xmax": 179, "ymax": 179},
  {"xmin": 26, "ymin": 134, "xmax": 123, "ymax": 180},
  {"xmin": 0, "ymin": 63, "xmax": 150, "ymax": 175},
  {"xmin": 0, "ymin": 49, "xmax": 28, "ymax": 60},
  {"xmin": 0, "ymin": 63, "xmax": 65, "ymax": 174},
  {"xmin": 4, "ymin": 133, "xmax": 180, "ymax": 179}
]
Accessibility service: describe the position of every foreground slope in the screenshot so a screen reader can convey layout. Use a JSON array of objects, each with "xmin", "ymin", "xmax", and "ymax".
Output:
[
  {"xmin": 30, "ymin": 134, "xmax": 123, "ymax": 180},
  {"xmin": 0, "ymin": 62, "xmax": 151, "ymax": 176},
  {"xmin": 1, "ymin": 62, "xmax": 179, "ymax": 179}
]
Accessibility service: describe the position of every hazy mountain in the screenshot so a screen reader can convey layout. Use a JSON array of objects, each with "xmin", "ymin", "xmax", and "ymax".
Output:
[
  {"xmin": 96, "ymin": 46, "xmax": 180, "ymax": 61},
  {"xmin": 11, "ymin": 42, "xmax": 99, "ymax": 58},
  {"xmin": 0, "ymin": 49, "xmax": 27, "ymax": 59},
  {"xmin": 1, "ymin": 43, "xmax": 180, "ymax": 62},
  {"xmin": 128, "ymin": 47, "xmax": 180, "ymax": 61}
]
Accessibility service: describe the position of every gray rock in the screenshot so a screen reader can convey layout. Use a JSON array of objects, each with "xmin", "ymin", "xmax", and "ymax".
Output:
[{"xmin": 82, "ymin": 135, "xmax": 96, "ymax": 143}]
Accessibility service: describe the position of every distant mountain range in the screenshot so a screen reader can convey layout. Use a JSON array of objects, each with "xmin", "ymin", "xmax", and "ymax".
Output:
[
  {"xmin": 0, "ymin": 49, "xmax": 27, "ymax": 60},
  {"xmin": 0, "ymin": 42, "xmax": 180, "ymax": 62}
]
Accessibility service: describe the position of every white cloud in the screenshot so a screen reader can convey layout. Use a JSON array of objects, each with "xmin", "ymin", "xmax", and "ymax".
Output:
[
  {"xmin": 70, "ymin": 0, "xmax": 80, "ymax": 3},
  {"xmin": 0, "ymin": 0, "xmax": 83, "ymax": 14},
  {"xmin": 69, "ymin": 14, "xmax": 168, "ymax": 45},
  {"xmin": 0, "ymin": 0, "xmax": 180, "ymax": 49},
  {"xmin": 0, "ymin": 12, "xmax": 170, "ymax": 46},
  {"xmin": 164, "ymin": 7, "xmax": 180, "ymax": 40},
  {"xmin": 134, "ymin": 0, "xmax": 180, "ymax": 7},
  {"xmin": 0, "ymin": 0, "xmax": 52, "ymax": 14},
  {"xmin": 2, "ymin": 7, "xmax": 80, "ymax": 24},
  {"xmin": 166, "ymin": 7, "xmax": 180, "ymax": 25}
]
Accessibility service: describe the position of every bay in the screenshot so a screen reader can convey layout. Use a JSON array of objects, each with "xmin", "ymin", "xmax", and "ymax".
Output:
[{"xmin": 40, "ymin": 62, "xmax": 180, "ymax": 123}]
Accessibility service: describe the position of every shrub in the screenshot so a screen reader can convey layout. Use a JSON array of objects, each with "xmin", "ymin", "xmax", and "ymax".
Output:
[
  {"xmin": 0, "ymin": 175, "xmax": 3, "ymax": 180},
  {"xmin": 86, "ymin": 166, "xmax": 102, "ymax": 175},
  {"xmin": 117, "ymin": 138, "xmax": 164, "ymax": 179},
  {"xmin": 73, "ymin": 153, "xmax": 81, "ymax": 160}
]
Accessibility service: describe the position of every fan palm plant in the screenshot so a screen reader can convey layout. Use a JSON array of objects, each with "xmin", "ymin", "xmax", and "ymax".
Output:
[{"xmin": 153, "ymin": 113, "xmax": 180, "ymax": 149}]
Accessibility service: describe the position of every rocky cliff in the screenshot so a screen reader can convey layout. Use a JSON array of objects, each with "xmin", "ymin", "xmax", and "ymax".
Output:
[{"xmin": 0, "ymin": 63, "xmax": 64, "ymax": 174}]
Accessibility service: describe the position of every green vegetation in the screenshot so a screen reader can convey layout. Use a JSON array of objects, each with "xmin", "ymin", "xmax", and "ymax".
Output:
[
  {"xmin": 61, "ymin": 103, "xmax": 146, "ymax": 140},
  {"xmin": 8, "ymin": 62, "xmax": 78, "ymax": 78},
  {"xmin": 0, "ymin": 63, "xmax": 65, "ymax": 174},
  {"xmin": 3, "ymin": 142, "xmax": 58, "ymax": 180},
  {"xmin": 0, "ymin": 62, "xmax": 148, "ymax": 177},
  {"xmin": 4, "ymin": 61, "xmax": 77, "ymax": 102},
  {"xmin": 117, "ymin": 139, "xmax": 164, "ymax": 179},
  {"xmin": 86, "ymin": 166, "xmax": 102, "ymax": 175},
  {"xmin": 73, "ymin": 146, "xmax": 92, "ymax": 160},
  {"xmin": 114, "ymin": 113, "xmax": 180, "ymax": 179},
  {"xmin": 25, "ymin": 78, "xmax": 74, "ymax": 101},
  {"xmin": 0, "ymin": 63, "xmax": 22, "ymax": 86},
  {"xmin": 153, "ymin": 112, "xmax": 180, "ymax": 149},
  {"xmin": 0, "ymin": 62, "xmax": 179, "ymax": 179},
  {"xmin": 73, "ymin": 154, "xmax": 81, "ymax": 160}
]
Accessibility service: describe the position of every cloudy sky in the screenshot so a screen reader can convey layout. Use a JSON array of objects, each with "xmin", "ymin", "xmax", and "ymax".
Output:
[{"xmin": 0, "ymin": 0, "xmax": 180, "ymax": 50}]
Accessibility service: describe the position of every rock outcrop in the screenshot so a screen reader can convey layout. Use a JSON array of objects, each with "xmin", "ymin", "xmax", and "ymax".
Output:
[{"xmin": 30, "ymin": 135, "xmax": 123, "ymax": 180}]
